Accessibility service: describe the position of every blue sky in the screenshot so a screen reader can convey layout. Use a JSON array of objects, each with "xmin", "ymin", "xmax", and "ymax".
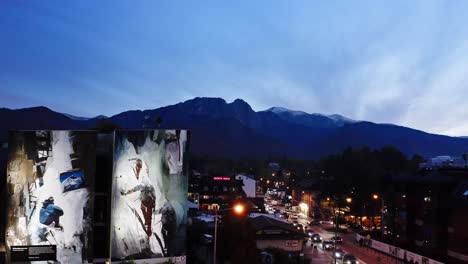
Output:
[{"xmin": 1, "ymin": 0, "xmax": 468, "ymax": 136}]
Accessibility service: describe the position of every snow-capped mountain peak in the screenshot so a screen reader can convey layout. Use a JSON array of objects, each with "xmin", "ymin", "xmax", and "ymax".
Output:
[
  {"xmin": 266, "ymin": 107, "xmax": 307, "ymax": 116},
  {"xmin": 327, "ymin": 114, "xmax": 356, "ymax": 124}
]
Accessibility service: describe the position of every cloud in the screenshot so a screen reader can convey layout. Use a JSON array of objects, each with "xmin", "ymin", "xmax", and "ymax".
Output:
[{"xmin": 2, "ymin": 0, "xmax": 468, "ymax": 135}]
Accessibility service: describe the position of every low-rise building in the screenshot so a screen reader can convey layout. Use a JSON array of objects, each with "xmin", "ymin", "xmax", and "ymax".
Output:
[{"xmin": 251, "ymin": 216, "xmax": 304, "ymax": 256}]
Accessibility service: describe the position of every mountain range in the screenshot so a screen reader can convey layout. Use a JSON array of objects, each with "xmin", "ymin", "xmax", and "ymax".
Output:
[{"xmin": 1, "ymin": 97, "xmax": 468, "ymax": 159}]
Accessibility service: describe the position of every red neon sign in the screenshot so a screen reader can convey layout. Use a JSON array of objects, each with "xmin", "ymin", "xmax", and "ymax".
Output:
[{"xmin": 213, "ymin": 176, "xmax": 231, "ymax": 181}]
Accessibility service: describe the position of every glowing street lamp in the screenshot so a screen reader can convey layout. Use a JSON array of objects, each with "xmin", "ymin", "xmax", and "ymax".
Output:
[
  {"xmin": 233, "ymin": 203, "xmax": 245, "ymax": 215},
  {"xmin": 372, "ymin": 194, "xmax": 379, "ymax": 200},
  {"xmin": 346, "ymin": 197, "xmax": 352, "ymax": 203}
]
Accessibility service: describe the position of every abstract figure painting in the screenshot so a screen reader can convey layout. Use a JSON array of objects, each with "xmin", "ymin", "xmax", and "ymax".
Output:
[{"xmin": 110, "ymin": 130, "xmax": 189, "ymax": 262}]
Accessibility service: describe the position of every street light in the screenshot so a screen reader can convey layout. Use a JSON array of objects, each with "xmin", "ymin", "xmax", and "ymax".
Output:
[
  {"xmin": 233, "ymin": 203, "xmax": 245, "ymax": 215},
  {"xmin": 346, "ymin": 197, "xmax": 352, "ymax": 203},
  {"xmin": 213, "ymin": 202, "xmax": 246, "ymax": 264},
  {"xmin": 372, "ymin": 193, "xmax": 385, "ymax": 241}
]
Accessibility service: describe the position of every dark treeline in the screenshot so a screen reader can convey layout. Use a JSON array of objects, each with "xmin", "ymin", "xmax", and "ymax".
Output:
[
  {"xmin": 191, "ymin": 145, "xmax": 423, "ymax": 183},
  {"xmin": 318, "ymin": 146, "xmax": 424, "ymax": 194}
]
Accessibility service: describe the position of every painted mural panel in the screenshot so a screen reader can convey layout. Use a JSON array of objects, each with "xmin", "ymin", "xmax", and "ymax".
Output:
[
  {"xmin": 5, "ymin": 130, "xmax": 97, "ymax": 263},
  {"xmin": 111, "ymin": 130, "xmax": 189, "ymax": 262}
]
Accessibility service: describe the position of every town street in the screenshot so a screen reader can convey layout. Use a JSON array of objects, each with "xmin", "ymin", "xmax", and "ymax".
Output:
[{"xmin": 268, "ymin": 200, "xmax": 405, "ymax": 264}]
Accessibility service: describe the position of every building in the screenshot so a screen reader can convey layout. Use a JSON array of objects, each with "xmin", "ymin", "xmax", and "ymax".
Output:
[
  {"xmin": 381, "ymin": 168, "xmax": 468, "ymax": 263},
  {"xmin": 188, "ymin": 171, "xmax": 246, "ymax": 211},
  {"xmin": 251, "ymin": 216, "xmax": 304, "ymax": 257},
  {"xmin": 420, "ymin": 154, "xmax": 468, "ymax": 169},
  {"xmin": 235, "ymin": 174, "xmax": 256, "ymax": 198},
  {"xmin": 291, "ymin": 177, "xmax": 320, "ymax": 218},
  {"xmin": 446, "ymin": 180, "xmax": 468, "ymax": 263}
]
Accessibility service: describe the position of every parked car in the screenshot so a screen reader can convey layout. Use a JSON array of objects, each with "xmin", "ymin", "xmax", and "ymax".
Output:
[
  {"xmin": 331, "ymin": 235, "xmax": 343, "ymax": 244},
  {"xmin": 342, "ymin": 254, "xmax": 359, "ymax": 263},
  {"xmin": 348, "ymin": 222, "xmax": 364, "ymax": 230},
  {"xmin": 321, "ymin": 240, "xmax": 334, "ymax": 250},
  {"xmin": 311, "ymin": 233, "xmax": 322, "ymax": 243},
  {"xmin": 201, "ymin": 234, "xmax": 213, "ymax": 245},
  {"xmin": 310, "ymin": 219, "xmax": 321, "ymax": 226},
  {"xmin": 334, "ymin": 249, "xmax": 345, "ymax": 259},
  {"xmin": 296, "ymin": 224, "xmax": 304, "ymax": 232}
]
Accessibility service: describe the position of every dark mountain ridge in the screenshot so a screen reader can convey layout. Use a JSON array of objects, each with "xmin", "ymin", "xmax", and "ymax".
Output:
[{"xmin": 1, "ymin": 97, "xmax": 467, "ymax": 159}]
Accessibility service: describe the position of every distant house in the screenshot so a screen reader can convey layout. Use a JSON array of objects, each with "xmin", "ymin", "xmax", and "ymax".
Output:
[{"xmin": 420, "ymin": 154, "xmax": 468, "ymax": 169}]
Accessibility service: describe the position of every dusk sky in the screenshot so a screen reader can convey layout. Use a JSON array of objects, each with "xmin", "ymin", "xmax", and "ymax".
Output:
[{"xmin": 1, "ymin": 0, "xmax": 468, "ymax": 136}]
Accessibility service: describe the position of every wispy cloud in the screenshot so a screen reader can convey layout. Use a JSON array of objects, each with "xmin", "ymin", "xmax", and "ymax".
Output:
[{"xmin": 1, "ymin": 0, "xmax": 468, "ymax": 135}]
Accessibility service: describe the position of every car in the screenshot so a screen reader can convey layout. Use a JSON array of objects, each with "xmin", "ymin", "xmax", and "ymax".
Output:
[
  {"xmin": 296, "ymin": 224, "xmax": 303, "ymax": 231},
  {"xmin": 348, "ymin": 223, "xmax": 364, "ymax": 230},
  {"xmin": 342, "ymin": 254, "xmax": 359, "ymax": 263},
  {"xmin": 311, "ymin": 233, "xmax": 322, "ymax": 243},
  {"xmin": 321, "ymin": 240, "xmax": 334, "ymax": 250},
  {"xmin": 334, "ymin": 249, "xmax": 346, "ymax": 259},
  {"xmin": 306, "ymin": 229, "xmax": 314, "ymax": 236},
  {"xmin": 331, "ymin": 236, "xmax": 343, "ymax": 244},
  {"xmin": 201, "ymin": 234, "xmax": 213, "ymax": 245},
  {"xmin": 292, "ymin": 220, "xmax": 299, "ymax": 226},
  {"xmin": 310, "ymin": 219, "xmax": 321, "ymax": 226}
]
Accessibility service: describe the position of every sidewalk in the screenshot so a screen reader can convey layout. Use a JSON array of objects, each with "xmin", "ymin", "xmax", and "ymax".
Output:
[
  {"xmin": 311, "ymin": 225, "xmax": 405, "ymax": 264},
  {"xmin": 341, "ymin": 240, "xmax": 405, "ymax": 264}
]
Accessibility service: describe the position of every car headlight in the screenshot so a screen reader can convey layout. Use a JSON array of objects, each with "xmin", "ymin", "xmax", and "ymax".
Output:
[{"xmin": 335, "ymin": 253, "xmax": 341, "ymax": 258}]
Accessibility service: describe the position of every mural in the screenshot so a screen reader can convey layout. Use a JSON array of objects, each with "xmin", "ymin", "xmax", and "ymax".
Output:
[
  {"xmin": 5, "ymin": 131, "xmax": 96, "ymax": 263},
  {"xmin": 111, "ymin": 130, "xmax": 189, "ymax": 261}
]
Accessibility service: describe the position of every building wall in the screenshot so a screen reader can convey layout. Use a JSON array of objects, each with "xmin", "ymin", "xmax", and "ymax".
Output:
[
  {"xmin": 292, "ymin": 189, "xmax": 317, "ymax": 217},
  {"xmin": 236, "ymin": 174, "xmax": 256, "ymax": 198},
  {"xmin": 447, "ymin": 207, "xmax": 468, "ymax": 263},
  {"xmin": 256, "ymin": 239, "xmax": 303, "ymax": 252}
]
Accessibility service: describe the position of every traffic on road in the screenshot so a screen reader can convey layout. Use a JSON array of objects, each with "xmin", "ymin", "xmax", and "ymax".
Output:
[{"xmin": 264, "ymin": 191, "xmax": 398, "ymax": 264}]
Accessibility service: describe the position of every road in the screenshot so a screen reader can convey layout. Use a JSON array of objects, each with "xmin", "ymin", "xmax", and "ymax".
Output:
[{"xmin": 266, "ymin": 199, "xmax": 405, "ymax": 264}]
